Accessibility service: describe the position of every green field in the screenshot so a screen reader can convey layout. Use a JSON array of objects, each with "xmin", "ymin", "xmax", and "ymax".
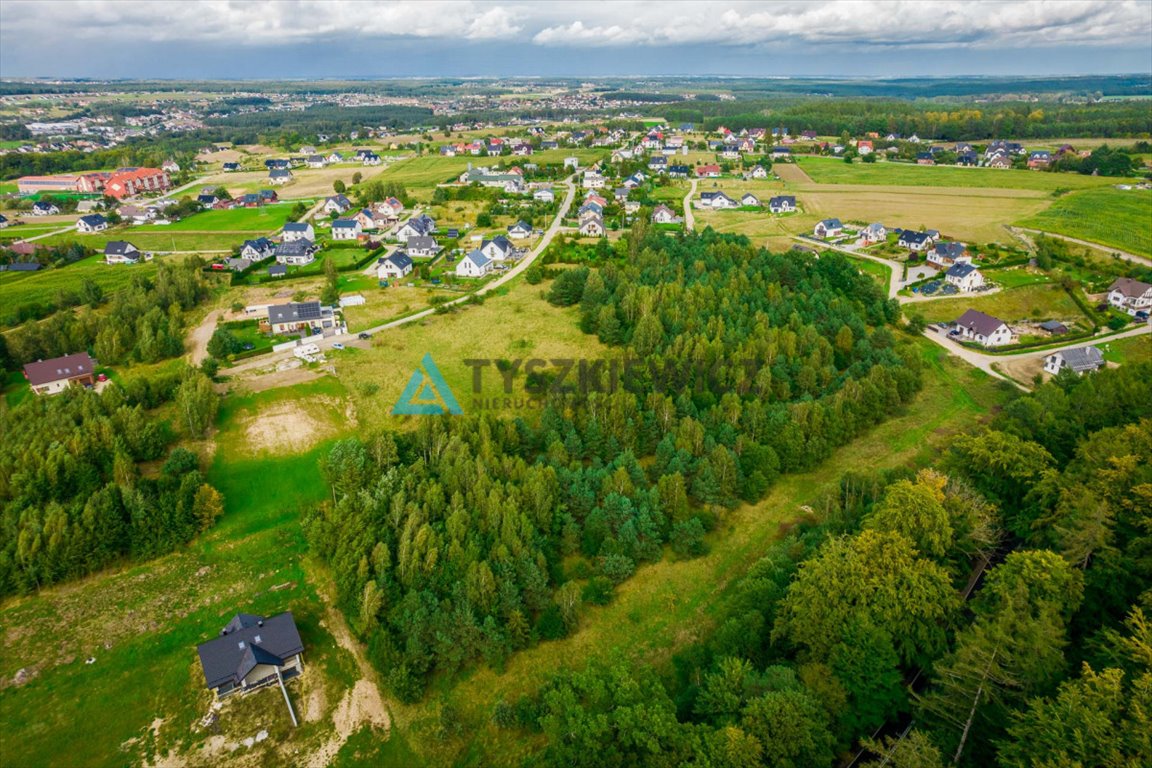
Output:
[
  {"xmin": 797, "ymin": 156, "xmax": 1131, "ymax": 191},
  {"xmin": 917, "ymin": 283, "xmax": 1088, "ymax": 325},
  {"xmin": 163, "ymin": 204, "xmax": 295, "ymax": 233},
  {"xmin": 1101, "ymin": 332, "xmax": 1152, "ymax": 364},
  {"xmin": 38, "ymin": 230, "xmax": 244, "ymax": 252},
  {"xmin": 1018, "ymin": 187, "xmax": 1152, "ymax": 257},
  {"xmin": 372, "ymin": 149, "xmax": 606, "ymax": 201},
  {"xmin": 0, "ymin": 253, "xmax": 162, "ymax": 310}
]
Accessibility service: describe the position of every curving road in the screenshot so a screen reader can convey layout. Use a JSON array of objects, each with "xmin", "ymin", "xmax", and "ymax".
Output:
[{"xmin": 682, "ymin": 179, "xmax": 697, "ymax": 231}]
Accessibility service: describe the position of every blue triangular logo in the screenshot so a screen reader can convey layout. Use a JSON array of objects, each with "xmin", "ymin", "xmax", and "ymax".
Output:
[{"xmin": 392, "ymin": 353, "xmax": 463, "ymax": 415}]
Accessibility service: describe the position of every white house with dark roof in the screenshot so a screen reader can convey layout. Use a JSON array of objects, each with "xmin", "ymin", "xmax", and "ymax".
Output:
[
  {"xmin": 814, "ymin": 218, "xmax": 843, "ymax": 238},
  {"xmin": 377, "ymin": 252, "xmax": 413, "ymax": 280},
  {"xmin": 580, "ymin": 215, "xmax": 605, "ymax": 237},
  {"xmin": 1107, "ymin": 277, "xmax": 1152, "ymax": 315},
  {"xmin": 699, "ymin": 191, "xmax": 739, "ymax": 209},
  {"xmin": 196, "ymin": 612, "xmax": 304, "ymax": 701},
  {"xmin": 479, "ymin": 235, "xmax": 514, "ymax": 262},
  {"xmin": 331, "ymin": 219, "xmax": 362, "ymax": 240},
  {"xmin": 23, "ymin": 352, "xmax": 98, "ymax": 396},
  {"xmin": 275, "ymin": 239, "xmax": 318, "ymax": 266},
  {"xmin": 860, "ymin": 222, "xmax": 887, "ymax": 244},
  {"xmin": 405, "ymin": 236, "xmax": 439, "ymax": 258},
  {"xmin": 1044, "ymin": 346, "xmax": 1105, "ymax": 376},
  {"xmin": 928, "ymin": 241, "xmax": 969, "ymax": 267},
  {"xmin": 456, "ymin": 250, "xmax": 492, "ymax": 277},
  {"xmin": 269, "ymin": 169, "xmax": 294, "ymax": 185},
  {"xmin": 768, "ymin": 195, "xmax": 796, "ymax": 213},
  {"xmin": 323, "ymin": 194, "xmax": 352, "ymax": 215},
  {"xmin": 900, "ymin": 230, "xmax": 936, "ymax": 252},
  {"xmin": 282, "ymin": 222, "xmax": 315, "ymax": 242},
  {"xmin": 533, "ymin": 187, "xmax": 555, "ymax": 203},
  {"xmin": 240, "ymin": 237, "xmax": 276, "ymax": 261},
  {"xmin": 104, "ymin": 240, "xmax": 141, "ymax": 264},
  {"xmin": 507, "ymin": 220, "xmax": 533, "ymax": 239},
  {"xmin": 945, "ymin": 263, "xmax": 985, "ymax": 292},
  {"xmin": 953, "ymin": 309, "xmax": 1014, "ymax": 347},
  {"xmin": 651, "ymin": 204, "xmax": 679, "ymax": 224},
  {"xmin": 76, "ymin": 214, "xmax": 108, "ymax": 233},
  {"xmin": 266, "ymin": 301, "xmax": 334, "ymax": 334},
  {"xmin": 740, "ymin": 193, "xmax": 761, "ymax": 208},
  {"xmin": 31, "ymin": 201, "xmax": 60, "ymax": 215},
  {"xmin": 395, "ymin": 214, "xmax": 435, "ymax": 244}
]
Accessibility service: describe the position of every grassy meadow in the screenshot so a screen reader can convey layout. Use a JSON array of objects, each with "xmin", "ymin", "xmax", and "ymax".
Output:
[
  {"xmin": 796, "ymin": 156, "xmax": 1130, "ymax": 191},
  {"xmin": 1019, "ymin": 187, "xmax": 1152, "ymax": 257},
  {"xmin": 916, "ymin": 283, "xmax": 1088, "ymax": 325}
]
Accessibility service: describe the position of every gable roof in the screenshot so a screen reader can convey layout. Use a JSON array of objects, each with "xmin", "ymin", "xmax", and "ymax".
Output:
[
  {"xmin": 196, "ymin": 612, "xmax": 304, "ymax": 690},
  {"xmin": 508, "ymin": 219, "xmax": 532, "ymax": 233},
  {"xmin": 818, "ymin": 218, "xmax": 842, "ymax": 229},
  {"xmin": 901, "ymin": 230, "xmax": 932, "ymax": 245},
  {"xmin": 946, "ymin": 262, "xmax": 978, "ymax": 278},
  {"xmin": 104, "ymin": 240, "xmax": 139, "ymax": 256},
  {"xmin": 23, "ymin": 352, "xmax": 97, "ymax": 386},
  {"xmin": 382, "ymin": 252, "xmax": 413, "ymax": 270},
  {"xmin": 242, "ymin": 237, "xmax": 275, "ymax": 252},
  {"xmin": 1053, "ymin": 346, "xmax": 1104, "ymax": 372},
  {"xmin": 268, "ymin": 301, "xmax": 323, "ymax": 325},
  {"xmin": 275, "ymin": 239, "xmax": 316, "ymax": 257},
  {"xmin": 332, "ymin": 219, "xmax": 360, "ymax": 230},
  {"xmin": 1109, "ymin": 277, "xmax": 1152, "ymax": 298},
  {"xmin": 934, "ymin": 241, "xmax": 966, "ymax": 258},
  {"xmin": 955, "ymin": 309, "xmax": 1006, "ymax": 337},
  {"xmin": 283, "ymin": 222, "xmax": 311, "ymax": 233},
  {"xmin": 78, "ymin": 214, "xmax": 107, "ymax": 227},
  {"xmin": 463, "ymin": 250, "xmax": 491, "ymax": 268}
]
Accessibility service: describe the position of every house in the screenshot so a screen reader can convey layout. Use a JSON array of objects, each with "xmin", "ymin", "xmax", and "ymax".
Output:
[
  {"xmin": 859, "ymin": 222, "xmax": 887, "ymax": 244},
  {"xmin": 1027, "ymin": 151, "xmax": 1052, "ymax": 170},
  {"xmin": 953, "ymin": 309, "xmax": 1014, "ymax": 347},
  {"xmin": 813, "ymin": 218, "xmax": 843, "ymax": 239},
  {"xmin": 305, "ymin": 155, "xmax": 327, "ymax": 169},
  {"xmin": 282, "ymin": 222, "xmax": 315, "ymax": 242},
  {"xmin": 196, "ymin": 194, "xmax": 218, "ymax": 208},
  {"xmin": 581, "ymin": 171, "xmax": 606, "ymax": 190},
  {"xmin": 986, "ymin": 154, "xmax": 1013, "ymax": 169},
  {"xmin": 223, "ymin": 162, "xmax": 241, "ymax": 172},
  {"xmin": 857, "ymin": 140, "xmax": 873, "ymax": 155},
  {"xmin": 240, "ymin": 237, "xmax": 276, "ymax": 261},
  {"xmin": 899, "ymin": 230, "xmax": 935, "ymax": 252},
  {"xmin": 331, "ymin": 219, "xmax": 362, "ymax": 240},
  {"xmin": 578, "ymin": 202, "xmax": 603, "ymax": 220},
  {"xmin": 563, "ymin": 157, "xmax": 580, "ymax": 169},
  {"xmin": 31, "ymin": 201, "xmax": 60, "ymax": 216},
  {"xmin": 162, "ymin": 159, "xmax": 181, "ymax": 173},
  {"xmin": 1044, "ymin": 346, "xmax": 1105, "ymax": 376},
  {"xmin": 507, "ymin": 220, "xmax": 533, "ymax": 239},
  {"xmin": 695, "ymin": 164, "xmax": 722, "ymax": 178},
  {"xmin": 265, "ymin": 159, "xmax": 291, "ymax": 170},
  {"xmin": 22, "ymin": 352, "xmax": 98, "ymax": 396},
  {"xmin": 534, "ymin": 188, "xmax": 555, "ymax": 203},
  {"xmin": 928, "ymin": 241, "xmax": 968, "ymax": 266},
  {"xmin": 651, "ymin": 204, "xmax": 679, "ymax": 224},
  {"xmin": 1107, "ymin": 277, "xmax": 1152, "ymax": 315},
  {"xmin": 361, "ymin": 152, "xmax": 382, "ymax": 166},
  {"xmin": 102, "ymin": 167, "xmax": 171, "ymax": 199},
  {"xmin": 956, "ymin": 151, "xmax": 979, "ymax": 167},
  {"xmin": 380, "ymin": 197, "xmax": 404, "ymax": 215},
  {"xmin": 456, "ymin": 250, "xmax": 493, "ymax": 277},
  {"xmin": 479, "ymin": 235, "xmax": 514, "ymax": 262},
  {"xmin": 740, "ymin": 193, "xmax": 761, "ymax": 208},
  {"xmin": 945, "ymin": 263, "xmax": 985, "ymax": 292},
  {"xmin": 298, "ymin": 146, "xmax": 317, "ymax": 156},
  {"xmin": 377, "ymin": 252, "xmax": 413, "ymax": 281},
  {"xmin": 326, "ymin": 152, "xmax": 344, "ymax": 164},
  {"xmin": 104, "ymin": 240, "xmax": 141, "ymax": 264},
  {"xmin": 352, "ymin": 209, "xmax": 377, "ymax": 230},
  {"xmin": 768, "ymin": 195, "xmax": 797, "ymax": 213},
  {"xmin": 258, "ymin": 190, "xmax": 278, "ymax": 203},
  {"xmin": 579, "ymin": 215, "xmax": 605, "ymax": 237},
  {"xmin": 267, "ymin": 301, "xmax": 332, "ymax": 334},
  {"xmin": 224, "ymin": 257, "xmax": 252, "ymax": 272},
  {"xmin": 748, "ymin": 165, "xmax": 769, "ymax": 179},
  {"xmin": 699, "ymin": 191, "xmax": 739, "ymax": 209},
  {"xmin": 196, "ymin": 612, "xmax": 304, "ymax": 700},
  {"xmin": 916, "ymin": 153, "xmax": 935, "ymax": 165},
  {"xmin": 647, "ymin": 156, "xmax": 668, "ymax": 171},
  {"xmin": 274, "ymin": 239, "xmax": 318, "ymax": 266},
  {"xmin": 323, "ymin": 195, "xmax": 353, "ymax": 215},
  {"xmin": 0, "ymin": 214, "xmax": 8, "ymax": 228},
  {"xmin": 770, "ymin": 147, "xmax": 792, "ymax": 159},
  {"xmin": 396, "ymin": 214, "xmax": 435, "ymax": 244},
  {"xmin": 76, "ymin": 214, "xmax": 109, "ymax": 233},
  {"xmin": 269, "ymin": 169, "xmax": 294, "ymax": 185},
  {"xmin": 405, "ymin": 236, "xmax": 439, "ymax": 258}
]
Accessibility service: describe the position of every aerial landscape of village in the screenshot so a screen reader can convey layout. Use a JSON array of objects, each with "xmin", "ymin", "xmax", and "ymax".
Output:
[{"xmin": 0, "ymin": 1, "xmax": 1150, "ymax": 766}]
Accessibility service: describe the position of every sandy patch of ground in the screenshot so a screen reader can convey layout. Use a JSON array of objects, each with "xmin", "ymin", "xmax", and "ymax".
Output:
[
  {"xmin": 187, "ymin": 309, "xmax": 221, "ymax": 365},
  {"xmin": 239, "ymin": 366, "xmax": 326, "ymax": 394},
  {"xmin": 774, "ymin": 163, "xmax": 814, "ymax": 184},
  {"xmin": 242, "ymin": 401, "xmax": 337, "ymax": 454}
]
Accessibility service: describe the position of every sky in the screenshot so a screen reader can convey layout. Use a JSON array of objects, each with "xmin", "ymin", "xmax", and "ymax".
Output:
[{"xmin": 1, "ymin": 0, "xmax": 1150, "ymax": 79}]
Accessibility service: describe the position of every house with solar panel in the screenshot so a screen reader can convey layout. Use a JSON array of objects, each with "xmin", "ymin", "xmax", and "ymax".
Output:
[
  {"xmin": 196, "ymin": 612, "xmax": 304, "ymax": 723},
  {"xmin": 266, "ymin": 301, "xmax": 338, "ymax": 335}
]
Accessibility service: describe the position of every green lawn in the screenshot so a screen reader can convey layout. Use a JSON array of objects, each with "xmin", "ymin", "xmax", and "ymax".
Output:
[
  {"xmin": 983, "ymin": 266, "xmax": 1054, "ymax": 288},
  {"xmin": 1101, "ymin": 332, "xmax": 1152, "ymax": 364},
  {"xmin": 37, "ymin": 230, "xmax": 244, "ymax": 252},
  {"xmin": 917, "ymin": 283, "xmax": 1088, "ymax": 325},
  {"xmin": 1018, "ymin": 187, "xmax": 1152, "ymax": 258},
  {"xmin": 0, "ymin": 253, "xmax": 161, "ymax": 312},
  {"xmin": 163, "ymin": 204, "xmax": 295, "ymax": 233},
  {"xmin": 797, "ymin": 156, "xmax": 1131, "ymax": 191}
]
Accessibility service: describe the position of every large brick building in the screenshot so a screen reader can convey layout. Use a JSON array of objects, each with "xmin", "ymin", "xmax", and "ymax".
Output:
[
  {"xmin": 102, "ymin": 167, "xmax": 171, "ymax": 199},
  {"xmin": 16, "ymin": 172, "xmax": 109, "ymax": 196}
]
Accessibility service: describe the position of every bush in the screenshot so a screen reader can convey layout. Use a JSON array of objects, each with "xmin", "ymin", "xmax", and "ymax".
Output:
[
  {"xmin": 535, "ymin": 605, "xmax": 568, "ymax": 640},
  {"xmin": 1107, "ymin": 315, "xmax": 1131, "ymax": 331},
  {"xmin": 598, "ymin": 553, "xmax": 636, "ymax": 584},
  {"xmin": 582, "ymin": 576, "xmax": 615, "ymax": 605}
]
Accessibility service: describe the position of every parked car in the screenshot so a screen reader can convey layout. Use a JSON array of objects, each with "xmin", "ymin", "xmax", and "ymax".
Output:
[
  {"xmin": 332, "ymin": 343, "xmax": 345, "ymax": 350},
  {"xmin": 357, "ymin": 332, "xmax": 371, "ymax": 340}
]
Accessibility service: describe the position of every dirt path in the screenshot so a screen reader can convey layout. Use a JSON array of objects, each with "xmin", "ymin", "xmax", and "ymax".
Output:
[
  {"xmin": 303, "ymin": 564, "xmax": 392, "ymax": 768},
  {"xmin": 187, "ymin": 309, "xmax": 221, "ymax": 364},
  {"xmin": 683, "ymin": 179, "xmax": 697, "ymax": 231}
]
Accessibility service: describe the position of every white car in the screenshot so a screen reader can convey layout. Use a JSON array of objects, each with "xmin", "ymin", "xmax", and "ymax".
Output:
[{"xmin": 332, "ymin": 343, "xmax": 345, "ymax": 350}]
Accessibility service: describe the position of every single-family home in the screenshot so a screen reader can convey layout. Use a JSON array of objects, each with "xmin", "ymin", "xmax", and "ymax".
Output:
[
  {"xmin": 668, "ymin": 165, "xmax": 691, "ymax": 178},
  {"xmin": 31, "ymin": 201, "xmax": 61, "ymax": 216},
  {"xmin": 581, "ymin": 171, "xmax": 606, "ymax": 189},
  {"xmin": 274, "ymin": 239, "xmax": 318, "ymax": 266},
  {"xmin": 770, "ymin": 147, "xmax": 792, "ymax": 159},
  {"xmin": 269, "ymin": 169, "xmax": 294, "ymax": 185},
  {"xmin": 507, "ymin": 220, "xmax": 533, "ymax": 239},
  {"xmin": 104, "ymin": 241, "xmax": 141, "ymax": 264},
  {"xmin": 699, "ymin": 191, "xmax": 739, "ymax": 209},
  {"xmin": 324, "ymin": 195, "xmax": 353, "ymax": 215},
  {"xmin": 899, "ymin": 230, "xmax": 935, "ymax": 252},
  {"xmin": 456, "ymin": 250, "xmax": 493, "ymax": 278},
  {"xmin": 380, "ymin": 197, "xmax": 404, "ymax": 216},
  {"xmin": 196, "ymin": 612, "xmax": 304, "ymax": 700},
  {"xmin": 305, "ymin": 155, "xmax": 327, "ymax": 169},
  {"xmin": 223, "ymin": 162, "xmax": 241, "ymax": 172},
  {"xmin": 1107, "ymin": 277, "xmax": 1152, "ymax": 315},
  {"xmin": 396, "ymin": 214, "xmax": 436, "ymax": 244},
  {"xmin": 814, "ymin": 218, "xmax": 843, "ymax": 239},
  {"xmin": 352, "ymin": 209, "xmax": 377, "ymax": 231},
  {"xmin": 23, "ymin": 352, "xmax": 98, "ymax": 396},
  {"xmin": 361, "ymin": 152, "xmax": 382, "ymax": 166},
  {"xmin": 928, "ymin": 241, "xmax": 968, "ymax": 266},
  {"xmin": 859, "ymin": 222, "xmax": 887, "ymax": 244},
  {"xmin": 326, "ymin": 152, "xmax": 344, "ymax": 164},
  {"xmin": 240, "ymin": 237, "xmax": 276, "ymax": 261},
  {"xmin": 77, "ymin": 214, "xmax": 109, "ymax": 233},
  {"xmin": 282, "ymin": 222, "xmax": 315, "ymax": 242},
  {"xmin": 580, "ymin": 216, "xmax": 605, "ymax": 237},
  {"xmin": 331, "ymin": 219, "xmax": 362, "ymax": 240},
  {"xmin": 1043, "ymin": 346, "xmax": 1105, "ymax": 376},
  {"xmin": 405, "ymin": 236, "xmax": 439, "ymax": 258},
  {"xmin": 479, "ymin": 235, "xmax": 515, "ymax": 262},
  {"xmin": 377, "ymin": 252, "xmax": 413, "ymax": 281},
  {"xmin": 1027, "ymin": 151, "xmax": 1052, "ymax": 170},
  {"xmin": 695, "ymin": 164, "xmax": 722, "ymax": 178},
  {"xmin": 267, "ymin": 301, "xmax": 332, "ymax": 334},
  {"xmin": 0, "ymin": 214, "xmax": 8, "ymax": 228},
  {"xmin": 953, "ymin": 309, "xmax": 1014, "ymax": 347},
  {"xmin": 740, "ymin": 193, "xmax": 761, "ymax": 208},
  {"xmin": 647, "ymin": 156, "xmax": 668, "ymax": 171},
  {"xmin": 767, "ymin": 195, "xmax": 797, "ymax": 214},
  {"xmin": 534, "ymin": 188, "xmax": 555, "ymax": 203},
  {"xmin": 956, "ymin": 151, "xmax": 979, "ymax": 167},
  {"xmin": 945, "ymin": 263, "xmax": 985, "ymax": 292},
  {"xmin": 986, "ymin": 154, "xmax": 1013, "ymax": 169},
  {"xmin": 748, "ymin": 165, "xmax": 769, "ymax": 180},
  {"xmin": 651, "ymin": 204, "xmax": 679, "ymax": 224},
  {"xmin": 916, "ymin": 152, "xmax": 935, "ymax": 165}
]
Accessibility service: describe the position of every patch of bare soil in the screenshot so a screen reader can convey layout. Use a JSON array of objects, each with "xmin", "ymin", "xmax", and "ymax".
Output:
[
  {"xmin": 239, "ymin": 367, "xmax": 326, "ymax": 395},
  {"xmin": 242, "ymin": 402, "xmax": 335, "ymax": 454},
  {"xmin": 774, "ymin": 162, "xmax": 814, "ymax": 184},
  {"xmin": 998, "ymin": 355, "xmax": 1046, "ymax": 384}
]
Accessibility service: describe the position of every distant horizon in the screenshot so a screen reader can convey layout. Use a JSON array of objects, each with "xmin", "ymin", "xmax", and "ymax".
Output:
[{"xmin": 2, "ymin": 73, "xmax": 1150, "ymax": 83}]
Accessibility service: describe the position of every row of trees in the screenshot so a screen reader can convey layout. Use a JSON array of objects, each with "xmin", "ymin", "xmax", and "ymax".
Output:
[
  {"xmin": 306, "ymin": 231, "xmax": 923, "ymax": 699},
  {"xmin": 496, "ymin": 361, "xmax": 1152, "ymax": 766},
  {"xmin": 0, "ymin": 368, "xmax": 222, "ymax": 595}
]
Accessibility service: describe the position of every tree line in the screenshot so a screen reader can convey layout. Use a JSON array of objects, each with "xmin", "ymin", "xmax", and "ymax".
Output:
[{"xmin": 305, "ymin": 231, "xmax": 923, "ymax": 700}]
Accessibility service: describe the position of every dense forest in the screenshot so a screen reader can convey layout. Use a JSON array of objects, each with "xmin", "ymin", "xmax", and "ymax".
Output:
[
  {"xmin": 305, "ymin": 231, "xmax": 922, "ymax": 699},
  {"xmin": 489, "ymin": 361, "xmax": 1152, "ymax": 767},
  {"xmin": 0, "ymin": 367, "xmax": 222, "ymax": 596}
]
